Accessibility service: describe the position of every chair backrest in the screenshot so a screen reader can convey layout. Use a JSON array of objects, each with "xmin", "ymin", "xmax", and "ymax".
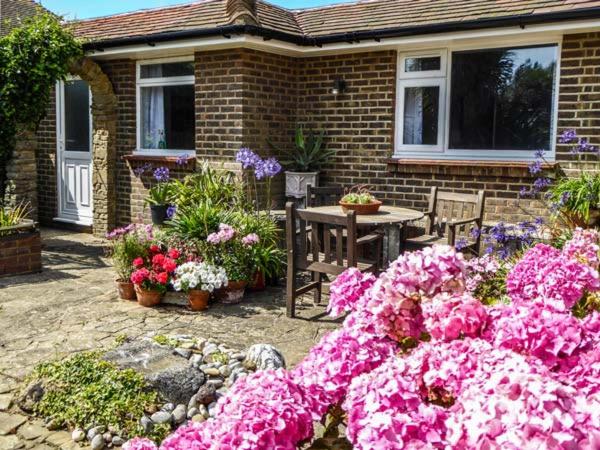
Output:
[
  {"xmin": 426, "ymin": 187, "xmax": 486, "ymax": 236},
  {"xmin": 306, "ymin": 185, "xmax": 344, "ymax": 207},
  {"xmin": 286, "ymin": 202, "xmax": 357, "ymax": 276}
]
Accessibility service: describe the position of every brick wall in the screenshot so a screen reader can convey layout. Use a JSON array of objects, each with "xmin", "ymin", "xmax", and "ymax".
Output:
[
  {"xmin": 36, "ymin": 86, "xmax": 57, "ymax": 225},
  {"xmin": 0, "ymin": 230, "xmax": 42, "ymax": 277}
]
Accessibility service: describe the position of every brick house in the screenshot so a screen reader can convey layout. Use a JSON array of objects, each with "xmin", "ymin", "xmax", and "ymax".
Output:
[{"xmin": 24, "ymin": 0, "xmax": 600, "ymax": 235}]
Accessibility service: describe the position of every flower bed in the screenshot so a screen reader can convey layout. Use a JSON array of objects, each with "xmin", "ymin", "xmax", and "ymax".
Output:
[
  {"xmin": 0, "ymin": 220, "xmax": 41, "ymax": 277},
  {"xmin": 125, "ymin": 229, "xmax": 600, "ymax": 449}
]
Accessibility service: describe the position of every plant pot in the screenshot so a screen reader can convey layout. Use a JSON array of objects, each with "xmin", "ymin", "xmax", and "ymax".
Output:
[
  {"xmin": 285, "ymin": 171, "xmax": 319, "ymax": 199},
  {"xmin": 339, "ymin": 200, "xmax": 382, "ymax": 215},
  {"xmin": 116, "ymin": 280, "xmax": 136, "ymax": 300},
  {"xmin": 188, "ymin": 289, "xmax": 210, "ymax": 311},
  {"xmin": 248, "ymin": 270, "xmax": 266, "ymax": 292},
  {"xmin": 214, "ymin": 280, "xmax": 248, "ymax": 304},
  {"xmin": 134, "ymin": 285, "xmax": 163, "ymax": 307},
  {"xmin": 150, "ymin": 204, "xmax": 168, "ymax": 225}
]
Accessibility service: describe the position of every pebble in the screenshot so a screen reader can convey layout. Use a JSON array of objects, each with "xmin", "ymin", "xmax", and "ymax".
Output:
[
  {"xmin": 219, "ymin": 366, "xmax": 231, "ymax": 377},
  {"xmin": 112, "ymin": 436, "xmax": 125, "ymax": 446},
  {"xmin": 191, "ymin": 414, "xmax": 205, "ymax": 423},
  {"xmin": 199, "ymin": 405, "xmax": 209, "ymax": 419},
  {"xmin": 71, "ymin": 429, "xmax": 85, "ymax": 442},
  {"xmin": 187, "ymin": 394, "xmax": 199, "ymax": 410},
  {"xmin": 140, "ymin": 416, "xmax": 154, "ymax": 434},
  {"xmin": 150, "ymin": 411, "xmax": 172, "ymax": 424},
  {"xmin": 207, "ymin": 379, "xmax": 224, "ymax": 389},
  {"xmin": 230, "ymin": 353, "xmax": 245, "ymax": 361},
  {"xmin": 87, "ymin": 426, "xmax": 105, "ymax": 441},
  {"xmin": 178, "ymin": 341, "xmax": 196, "ymax": 350},
  {"xmin": 202, "ymin": 368, "xmax": 221, "ymax": 377},
  {"xmin": 103, "ymin": 432, "xmax": 113, "ymax": 443},
  {"xmin": 174, "ymin": 348, "xmax": 192, "ymax": 359},
  {"xmin": 162, "ymin": 403, "xmax": 175, "ymax": 412},
  {"xmin": 46, "ymin": 419, "xmax": 61, "ymax": 431},
  {"xmin": 187, "ymin": 407, "xmax": 199, "ymax": 419},
  {"xmin": 207, "ymin": 402, "xmax": 217, "ymax": 417},
  {"xmin": 91, "ymin": 434, "xmax": 105, "ymax": 450},
  {"xmin": 196, "ymin": 384, "xmax": 217, "ymax": 405},
  {"xmin": 190, "ymin": 355, "xmax": 203, "ymax": 367},
  {"xmin": 172, "ymin": 404, "xmax": 187, "ymax": 424}
]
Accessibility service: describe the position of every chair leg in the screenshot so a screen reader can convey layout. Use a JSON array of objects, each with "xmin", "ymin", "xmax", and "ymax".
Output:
[
  {"xmin": 286, "ymin": 263, "xmax": 296, "ymax": 318},
  {"xmin": 312, "ymin": 271, "xmax": 322, "ymax": 305}
]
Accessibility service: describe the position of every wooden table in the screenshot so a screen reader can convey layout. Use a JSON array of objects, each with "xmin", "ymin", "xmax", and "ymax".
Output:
[{"xmin": 305, "ymin": 205, "xmax": 424, "ymax": 263}]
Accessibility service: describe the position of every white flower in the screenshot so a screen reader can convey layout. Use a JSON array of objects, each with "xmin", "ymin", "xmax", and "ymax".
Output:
[{"xmin": 171, "ymin": 262, "xmax": 228, "ymax": 293}]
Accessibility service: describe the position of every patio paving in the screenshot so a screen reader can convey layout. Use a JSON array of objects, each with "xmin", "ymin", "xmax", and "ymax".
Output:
[{"xmin": 0, "ymin": 228, "xmax": 339, "ymax": 449}]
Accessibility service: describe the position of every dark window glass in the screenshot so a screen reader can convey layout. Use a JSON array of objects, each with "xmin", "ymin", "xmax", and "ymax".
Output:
[
  {"xmin": 140, "ymin": 62, "xmax": 194, "ymax": 79},
  {"xmin": 403, "ymin": 86, "xmax": 439, "ymax": 145},
  {"xmin": 141, "ymin": 85, "xmax": 195, "ymax": 150},
  {"xmin": 64, "ymin": 80, "xmax": 90, "ymax": 152},
  {"xmin": 405, "ymin": 56, "xmax": 441, "ymax": 72},
  {"xmin": 449, "ymin": 45, "xmax": 557, "ymax": 151}
]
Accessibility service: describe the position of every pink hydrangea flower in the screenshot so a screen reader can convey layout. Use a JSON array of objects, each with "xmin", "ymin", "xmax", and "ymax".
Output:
[
  {"xmin": 563, "ymin": 227, "xmax": 600, "ymax": 269},
  {"xmin": 423, "ymin": 293, "xmax": 489, "ymax": 341},
  {"xmin": 123, "ymin": 438, "xmax": 157, "ymax": 450},
  {"xmin": 327, "ymin": 268, "xmax": 376, "ymax": 317}
]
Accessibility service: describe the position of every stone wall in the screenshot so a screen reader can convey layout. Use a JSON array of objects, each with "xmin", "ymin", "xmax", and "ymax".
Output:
[{"xmin": 4, "ymin": 129, "xmax": 38, "ymax": 218}]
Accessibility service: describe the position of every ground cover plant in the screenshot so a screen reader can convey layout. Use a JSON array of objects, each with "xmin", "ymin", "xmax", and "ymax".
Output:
[{"xmin": 124, "ymin": 227, "xmax": 600, "ymax": 449}]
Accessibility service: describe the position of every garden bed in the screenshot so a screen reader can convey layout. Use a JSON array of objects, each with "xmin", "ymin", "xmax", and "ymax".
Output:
[{"xmin": 0, "ymin": 220, "xmax": 41, "ymax": 277}]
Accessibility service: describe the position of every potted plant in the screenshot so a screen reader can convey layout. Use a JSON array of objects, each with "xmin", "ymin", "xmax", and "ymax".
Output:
[
  {"xmin": 339, "ymin": 185, "xmax": 382, "ymax": 215},
  {"xmin": 106, "ymin": 224, "xmax": 153, "ymax": 300},
  {"xmin": 269, "ymin": 125, "xmax": 335, "ymax": 199},
  {"xmin": 145, "ymin": 166, "xmax": 172, "ymax": 226},
  {"xmin": 172, "ymin": 261, "xmax": 228, "ymax": 311},
  {"xmin": 130, "ymin": 246, "xmax": 178, "ymax": 307},
  {"xmin": 547, "ymin": 172, "xmax": 600, "ymax": 227},
  {"xmin": 0, "ymin": 202, "xmax": 42, "ymax": 277}
]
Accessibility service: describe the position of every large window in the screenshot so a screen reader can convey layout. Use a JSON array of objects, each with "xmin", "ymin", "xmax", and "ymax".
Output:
[
  {"xmin": 395, "ymin": 44, "xmax": 558, "ymax": 160},
  {"xmin": 137, "ymin": 59, "xmax": 195, "ymax": 154}
]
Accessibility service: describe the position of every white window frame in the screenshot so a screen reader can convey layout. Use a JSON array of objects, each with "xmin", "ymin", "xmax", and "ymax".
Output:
[
  {"xmin": 394, "ymin": 40, "xmax": 561, "ymax": 162},
  {"xmin": 136, "ymin": 56, "xmax": 195, "ymax": 156}
]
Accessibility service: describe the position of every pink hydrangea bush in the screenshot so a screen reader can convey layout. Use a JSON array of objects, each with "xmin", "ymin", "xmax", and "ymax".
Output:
[
  {"xmin": 327, "ymin": 268, "xmax": 375, "ymax": 317},
  {"xmin": 563, "ymin": 227, "xmax": 600, "ymax": 269},
  {"xmin": 422, "ymin": 293, "xmax": 489, "ymax": 341},
  {"xmin": 123, "ymin": 438, "xmax": 158, "ymax": 450}
]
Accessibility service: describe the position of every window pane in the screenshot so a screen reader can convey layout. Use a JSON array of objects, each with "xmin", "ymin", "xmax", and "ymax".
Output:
[
  {"xmin": 140, "ymin": 62, "xmax": 194, "ymax": 79},
  {"xmin": 64, "ymin": 80, "xmax": 90, "ymax": 152},
  {"xmin": 449, "ymin": 45, "xmax": 557, "ymax": 151},
  {"xmin": 140, "ymin": 84, "xmax": 195, "ymax": 150},
  {"xmin": 405, "ymin": 56, "xmax": 440, "ymax": 72},
  {"xmin": 403, "ymin": 86, "xmax": 439, "ymax": 145}
]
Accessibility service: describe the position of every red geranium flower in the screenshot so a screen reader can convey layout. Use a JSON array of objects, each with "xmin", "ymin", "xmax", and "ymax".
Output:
[
  {"xmin": 162, "ymin": 258, "xmax": 177, "ymax": 273},
  {"xmin": 150, "ymin": 244, "xmax": 161, "ymax": 253},
  {"xmin": 152, "ymin": 254, "xmax": 166, "ymax": 266},
  {"xmin": 131, "ymin": 268, "xmax": 150, "ymax": 285},
  {"xmin": 155, "ymin": 271, "xmax": 168, "ymax": 285},
  {"xmin": 167, "ymin": 248, "xmax": 181, "ymax": 259},
  {"xmin": 133, "ymin": 257, "xmax": 144, "ymax": 268}
]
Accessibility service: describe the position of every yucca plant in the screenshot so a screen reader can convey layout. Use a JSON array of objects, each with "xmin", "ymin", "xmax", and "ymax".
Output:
[
  {"xmin": 270, "ymin": 125, "xmax": 335, "ymax": 172},
  {"xmin": 0, "ymin": 202, "xmax": 31, "ymax": 236}
]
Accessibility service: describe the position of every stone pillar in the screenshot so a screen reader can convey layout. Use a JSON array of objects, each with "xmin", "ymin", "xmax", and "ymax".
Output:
[{"xmin": 3, "ymin": 128, "xmax": 38, "ymax": 220}]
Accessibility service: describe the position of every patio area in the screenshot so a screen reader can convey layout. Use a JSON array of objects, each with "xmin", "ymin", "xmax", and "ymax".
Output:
[{"xmin": 0, "ymin": 229, "xmax": 338, "ymax": 423}]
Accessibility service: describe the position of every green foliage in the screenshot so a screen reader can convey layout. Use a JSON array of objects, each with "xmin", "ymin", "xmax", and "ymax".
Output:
[
  {"xmin": 145, "ymin": 183, "xmax": 172, "ymax": 207},
  {"xmin": 0, "ymin": 202, "xmax": 30, "ymax": 236},
  {"xmin": 107, "ymin": 232, "xmax": 150, "ymax": 281},
  {"xmin": 167, "ymin": 202, "xmax": 234, "ymax": 242},
  {"xmin": 30, "ymin": 352, "xmax": 167, "ymax": 441},
  {"xmin": 270, "ymin": 125, "xmax": 335, "ymax": 172},
  {"xmin": 0, "ymin": 12, "xmax": 82, "ymax": 199},
  {"xmin": 548, "ymin": 172, "xmax": 600, "ymax": 224},
  {"xmin": 472, "ymin": 264, "xmax": 510, "ymax": 306},
  {"xmin": 152, "ymin": 334, "xmax": 179, "ymax": 347},
  {"xmin": 341, "ymin": 185, "xmax": 377, "ymax": 205}
]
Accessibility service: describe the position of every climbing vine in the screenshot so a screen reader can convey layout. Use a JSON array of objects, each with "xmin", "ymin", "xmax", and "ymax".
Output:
[{"xmin": 0, "ymin": 11, "xmax": 82, "ymax": 202}]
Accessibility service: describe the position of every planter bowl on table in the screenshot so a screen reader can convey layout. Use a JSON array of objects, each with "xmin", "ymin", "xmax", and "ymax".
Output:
[{"xmin": 339, "ymin": 200, "xmax": 382, "ymax": 215}]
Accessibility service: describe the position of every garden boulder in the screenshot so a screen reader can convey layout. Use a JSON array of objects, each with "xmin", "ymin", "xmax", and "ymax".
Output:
[{"xmin": 103, "ymin": 339, "xmax": 205, "ymax": 404}]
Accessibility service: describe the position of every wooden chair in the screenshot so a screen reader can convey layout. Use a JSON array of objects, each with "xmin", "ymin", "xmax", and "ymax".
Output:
[
  {"xmin": 306, "ymin": 185, "xmax": 344, "ymax": 207},
  {"xmin": 403, "ymin": 187, "xmax": 486, "ymax": 255},
  {"xmin": 285, "ymin": 202, "xmax": 382, "ymax": 318}
]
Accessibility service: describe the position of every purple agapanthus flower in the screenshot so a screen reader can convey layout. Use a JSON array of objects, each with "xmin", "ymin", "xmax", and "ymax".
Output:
[
  {"xmin": 263, "ymin": 157, "xmax": 282, "ymax": 178},
  {"xmin": 176, "ymin": 154, "xmax": 192, "ymax": 166},
  {"xmin": 166, "ymin": 205, "xmax": 177, "ymax": 219},
  {"xmin": 559, "ymin": 129, "xmax": 577, "ymax": 144},
  {"xmin": 133, "ymin": 162, "xmax": 153, "ymax": 178},
  {"xmin": 533, "ymin": 177, "xmax": 552, "ymax": 191},
  {"xmin": 153, "ymin": 166, "xmax": 170, "ymax": 182},
  {"xmin": 236, "ymin": 148, "xmax": 262, "ymax": 170},
  {"xmin": 455, "ymin": 237, "xmax": 469, "ymax": 251},
  {"xmin": 519, "ymin": 186, "xmax": 532, "ymax": 198},
  {"xmin": 534, "ymin": 149, "xmax": 546, "ymax": 159},
  {"xmin": 528, "ymin": 159, "xmax": 542, "ymax": 175}
]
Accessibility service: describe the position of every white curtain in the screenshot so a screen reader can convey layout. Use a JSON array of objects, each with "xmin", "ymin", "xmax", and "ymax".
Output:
[
  {"xmin": 403, "ymin": 87, "xmax": 424, "ymax": 145},
  {"xmin": 142, "ymin": 65, "xmax": 165, "ymax": 149}
]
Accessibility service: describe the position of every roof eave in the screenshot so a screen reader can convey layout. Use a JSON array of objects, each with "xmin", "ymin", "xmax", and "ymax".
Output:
[{"xmin": 82, "ymin": 6, "xmax": 600, "ymax": 51}]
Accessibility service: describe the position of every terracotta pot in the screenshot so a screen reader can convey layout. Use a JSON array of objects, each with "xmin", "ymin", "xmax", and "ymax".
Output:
[
  {"xmin": 339, "ymin": 200, "xmax": 382, "ymax": 215},
  {"xmin": 116, "ymin": 280, "xmax": 136, "ymax": 301},
  {"xmin": 214, "ymin": 280, "xmax": 248, "ymax": 304},
  {"xmin": 188, "ymin": 289, "xmax": 210, "ymax": 311},
  {"xmin": 134, "ymin": 285, "xmax": 163, "ymax": 307},
  {"xmin": 248, "ymin": 270, "xmax": 266, "ymax": 292}
]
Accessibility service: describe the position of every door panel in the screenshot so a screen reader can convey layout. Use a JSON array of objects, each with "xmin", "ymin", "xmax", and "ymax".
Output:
[{"xmin": 56, "ymin": 80, "xmax": 93, "ymax": 225}]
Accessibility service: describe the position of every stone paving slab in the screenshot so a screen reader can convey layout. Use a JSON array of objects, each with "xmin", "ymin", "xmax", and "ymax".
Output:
[{"xmin": 0, "ymin": 228, "xmax": 339, "ymax": 449}]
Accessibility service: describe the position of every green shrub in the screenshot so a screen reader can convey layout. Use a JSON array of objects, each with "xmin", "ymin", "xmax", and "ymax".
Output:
[{"xmin": 30, "ymin": 352, "xmax": 167, "ymax": 441}]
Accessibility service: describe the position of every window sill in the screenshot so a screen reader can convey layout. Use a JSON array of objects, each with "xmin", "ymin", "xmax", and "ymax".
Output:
[
  {"xmin": 385, "ymin": 158, "xmax": 558, "ymax": 177},
  {"xmin": 123, "ymin": 153, "xmax": 196, "ymax": 167}
]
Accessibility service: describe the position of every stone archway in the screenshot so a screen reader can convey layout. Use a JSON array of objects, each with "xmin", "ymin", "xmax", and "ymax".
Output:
[{"xmin": 69, "ymin": 57, "xmax": 118, "ymax": 236}]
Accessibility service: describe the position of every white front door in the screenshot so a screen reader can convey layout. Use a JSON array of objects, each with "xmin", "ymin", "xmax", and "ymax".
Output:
[{"xmin": 56, "ymin": 79, "xmax": 93, "ymax": 225}]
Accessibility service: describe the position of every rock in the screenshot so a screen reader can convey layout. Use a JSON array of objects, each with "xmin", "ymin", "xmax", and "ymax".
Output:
[
  {"xmin": 189, "ymin": 355, "xmax": 203, "ymax": 367},
  {"xmin": 150, "ymin": 411, "xmax": 171, "ymax": 425},
  {"xmin": 0, "ymin": 395, "xmax": 12, "ymax": 412},
  {"xmin": 71, "ymin": 429, "xmax": 85, "ymax": 442},
  {"xmin": 202, "ymin": 368, "xmax": 220, "ymax": 377},
  {"xmin": 174, "ymin": 348, "xmax": 192, "ymax": 359},
  {"xmin": 17, "ymin": 381, "xmax": 44, "ymax": 413},
  {"xmin": 91, "ymin": 434, "xmax": 105, "ymax": 450},
  {"xmin": 243, "ymin": 344, "xmax": 286, "ymax": 370},
  {"xmin": 45, "ymin": 419, "xmax": 61, "ymax": 431},
  {"xmin": 162, "ymin": 403, "xmax": 174, "ymax": 412},
  {"xmin": 140, "ymin": 416, "xmax": 153, "ymax": 434},
  {"xmin": 207, "ymin": 379, "xmax": 223, "ymax": 389},
  {"xmin": 191, "ymin": 415, "xmax": 205, "ymax": 423},
  {"xmin": 0, "ymin": 413, "xmax": 27, "ymax": 436},
  {"xmin": 230, "ymin": 353, "xmax": 245, "ymax": 361},
  {"xmin": 103, "ymin": 340, "xmax": 205, "ymax": 404},
  {"xmin": 0, "ymin": 435, "xmax": 23, "ymax": 449},
  {"xmin": 195, "ymin": 384, "xmax": 216, "ymax": 406},
  {"xmin": 172, "ymin": 405, "xmax": 186, "ymax": 425},
  {"xmin": 218, "ymin": 366, "xmax": 231, "ymax": 377},
  {"xmin": 18, "ymin": 423, "xmax": 48, "ymax": 441},
  {"xmin": 187, "ymin": 394, "xmax": 198, "ymax": 410},
  {"xmin": 87, "ymin": 426, "xmax": 105, "ymax": 441},
  {"xmin": 103, "ymin": 432, "xmax": 112, "ymax": 443},
  {"xmin": 112, "ymin": 436, "xmax": 125, "ymax": 446},
  {"xmin": 187, "ymin": 407, "xmax": 198, "ymax": 419},
  {"xmin": 207, "ymin": 402, "xmax": 217, "ymax": 417},
  {"xmin": 198, "ymin": 405, "xmax": 209, "ymax": 419}
]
